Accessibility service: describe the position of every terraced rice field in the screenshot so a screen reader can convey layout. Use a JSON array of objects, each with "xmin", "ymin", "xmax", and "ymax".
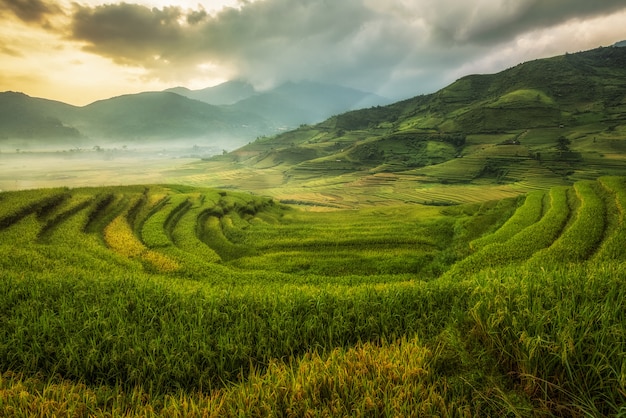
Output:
[
  {"xmin": 0, "ymin": 185, "xmax": 464, "ymax": 280},
  {"xmin": 449, "ymin": 177, "xmax": 626, "ymax": 275},
  {"xmin": 0, "ymin": 178, "xmax": 625, "ymax": 416}
]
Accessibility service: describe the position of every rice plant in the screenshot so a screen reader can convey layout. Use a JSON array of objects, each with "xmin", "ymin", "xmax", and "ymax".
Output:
[
  {"xmin": 470, "ymin": 190, "xmax": 545, "ymax": 251},
  {"xmin": 527, "ymin": 180, "xmax": 606, "ymax": 266},
  {"xmin": 446, "ymin": 185, "xmax": 571, "ymax": 275},
  {"xmin": 0, "ymin": 178, "xmax": 625, "ymax": 416},
  {"xmin": 594, "ymin": 176, "xmax": 626, "ymax": 261}
]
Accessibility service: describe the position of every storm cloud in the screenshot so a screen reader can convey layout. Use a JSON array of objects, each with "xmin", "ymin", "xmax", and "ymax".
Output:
[
  {"xmin": 67, "ymin": 0, "xmax": 380, "ymax": 86},
  {"xmin": 2, "ymin": 0, "xmax": 626, "ymax": 102},
  {"xmin": 1, "ymin": 0, "xmax": 61, "ymax": 23},
  {"xmin": 419, "ymin": 0, "xmax": 626, "ymax": 44},
  {"xmin": 71, "ymin": 3, "xmax": 188, "ymax": 64},
  {"xmin": 62, "ymin": 0, "xmax": 626, "ymax": 96}
]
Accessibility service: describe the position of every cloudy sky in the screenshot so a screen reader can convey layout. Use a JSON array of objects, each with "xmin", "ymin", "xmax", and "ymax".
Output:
[{"xmin": 1, "ymin": 0, "xmax": 625, "ymax": 106}]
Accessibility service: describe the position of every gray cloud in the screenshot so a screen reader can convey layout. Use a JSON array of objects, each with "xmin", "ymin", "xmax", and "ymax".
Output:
[
  {"xmin": 0, "ymin": 0, "xmax": 61, "ymax": 23},
  {"xmin": 64, "ymin": 0, "xmax": 626, "ymax": 98},
  {"xmin": 420, "ymin": 0, "xmax": 626, "ymax": 44},
  {"xmin": 71, "ymin": 3, "xmax": 187, "ymax": 64}
]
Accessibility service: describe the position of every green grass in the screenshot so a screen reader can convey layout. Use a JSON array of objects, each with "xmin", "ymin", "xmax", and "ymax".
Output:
[
  {"xmin": 445, "ymin": 185, "xmax": 571, "ymax": 275},
  {"xmin": 141, "ymin": 194, "xmax": 188, "ymax": 248},
  {"xmin": 0, "ymin": 188, "xmax": 69, "ymax": 230},
  {"xmin": 169, "ymin": 193, "xmax": 222, "ymax": 264},
  {"xmin": 0, "ymin": 178, "xmax": 625, "ymax": 416},
  {"xmin": 467, "ymin": 262, "xmax": 626, "ymax": 417},
  {"xmin": 527, "ymin": 180, "xmax": 606, "ymax": 266},
  {"xmin": 469, "ymin": 191, "xmax": 545, "ymax": 251},
  {"xmin": 594, "ymin": 176, "xmax": 626, "ymax": 261}
]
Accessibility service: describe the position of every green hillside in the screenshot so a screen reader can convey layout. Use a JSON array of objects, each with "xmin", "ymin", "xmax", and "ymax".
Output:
[
  {"xmin": 197, "ymin": 46, "xmax": 626, "ymax": 205},
  {"xmin": 0, "ymin": 178, "xmax": 625, "ymax": 416}
]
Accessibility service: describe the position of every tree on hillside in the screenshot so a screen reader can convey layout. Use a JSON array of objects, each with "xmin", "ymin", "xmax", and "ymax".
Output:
[
  {"xmin": 556, "ymin": 136, "xmax": 572, "ymax": 160},
  {"xmin": 556, "ymin": 136, "xmax": 571, "ymax": 151}
]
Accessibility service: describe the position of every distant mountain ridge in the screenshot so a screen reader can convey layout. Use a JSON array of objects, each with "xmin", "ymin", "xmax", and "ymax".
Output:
[
  {"xmin": 71, "ymin": 91, "xmax": 268, "ymax": 144},
  {"xmin": 166, "ymin": 80, "xmax": 389, "ymax": 129},
  {"xmin": 0, "ymin": 81, "xmax": 389, "ymax": 149},
  {"xmin": 165, "ymin": 80, "xmax": 256, "ymax": 105}
]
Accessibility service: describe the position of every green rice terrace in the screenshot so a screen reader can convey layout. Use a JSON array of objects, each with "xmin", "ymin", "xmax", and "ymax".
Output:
[
  {"xmin": 180, "ymin": 47, "xmax": 626, "ymax": 210},
  {"xmin": 0, "ymin": 177, "xmax": 625, "ymax": 416}
]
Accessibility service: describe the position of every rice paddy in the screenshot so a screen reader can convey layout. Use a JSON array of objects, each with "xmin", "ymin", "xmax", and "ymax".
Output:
[{"xmin": 1, "ymin": 177, "xmax": 625, "ymax": 416}]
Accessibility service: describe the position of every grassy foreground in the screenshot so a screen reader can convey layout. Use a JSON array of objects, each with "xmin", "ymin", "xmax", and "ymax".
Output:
[{"xmin": 0, "ymin": 178, "xmax": 625, "ymax": 416}]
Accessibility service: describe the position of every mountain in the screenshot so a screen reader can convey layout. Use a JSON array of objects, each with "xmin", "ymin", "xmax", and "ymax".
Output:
[
  {"xmin": 228, "ymin": 81, "xmax": 389, "ymax": 130},
  {"xmin": 0, "ymin": 92, "xmax": 82, "ymax": 142},
  {"xmin": 1, "ymin": 80, "xmax": 388, "ymax": 150},
  {"xmin": 74, "ymin": 91, "xmax": 268, "ymax": 144},
  {"xmin": 165, "ymin": 80, "xmax": 256, "ymax": 105},
  {"xmin": 168, "ymin": 80, "xmax": 389, "ymax": 130},
  {"xmin": 0, "ymin": 90, "xmax": 270, "ymax": 149},
  {"xmin": 211, "ymin": 46, "xmax": 626, "ymax": 191}
]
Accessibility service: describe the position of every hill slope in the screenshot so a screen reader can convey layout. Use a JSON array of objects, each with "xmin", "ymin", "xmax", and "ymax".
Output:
[
  {"xmin": 203, "ymin": 46, "xmax": 626, "ymax": 201},
  {"xmin": 0, "ymin": 90, "xmax": 269, "ymax": 148},
  {"xmin": 169, "ymin": 80, "xmax": 389, "ymax": 129},
  {"xmin": 227, "ymin": 81, "xmax": 389, "ymax": 129}
]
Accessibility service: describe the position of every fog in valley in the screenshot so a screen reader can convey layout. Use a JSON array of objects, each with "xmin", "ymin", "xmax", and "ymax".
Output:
[{"xmin": 0, "ymin": 139, "xmax": 225, "ymax": 192}]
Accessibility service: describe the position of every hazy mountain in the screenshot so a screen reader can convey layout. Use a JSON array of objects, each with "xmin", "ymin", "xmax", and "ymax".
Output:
[
  {"xmin": 228, "ymin": 81, "xmax": 390, "ymax": 129},
  {"xmin": 74, "ymin": 91, "xmax": 269, "ymax": 144},
  {"xmin": 0, "ymin": 90, "xmax": 270, "ymax": 149},
  {"xmin": 1, "ymin": 80, "xmax": 387, "ymax": 150},
  {"xmin": 614, "ymin": 40, "xmax": 626, "ymax": 47},
  {"xmin": 216, "ymin": 46, "xmax": 626, "ymax": 186},
  {"xmin": 0, "ymin": 92, "xmax": 82, "ymax": 142},
  {"xmin": 167, "ymin": 80, "xmax": 389, "ymax": 129},
  {"xmin": 165, "ymin": 80, "xmax": 256, "ymax": 105}
]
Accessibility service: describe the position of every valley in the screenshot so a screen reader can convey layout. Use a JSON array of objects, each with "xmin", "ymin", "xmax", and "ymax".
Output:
[{"xmin": 1, "ymin": 45, "xmax": 626, "ymax": 416}]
